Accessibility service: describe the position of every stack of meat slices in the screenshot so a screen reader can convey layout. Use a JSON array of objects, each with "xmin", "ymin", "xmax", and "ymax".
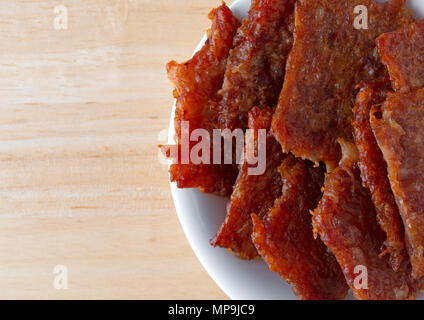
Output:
[{"xmin": 164, "ymin": 0, "xmax": 424, "ymax": 300}]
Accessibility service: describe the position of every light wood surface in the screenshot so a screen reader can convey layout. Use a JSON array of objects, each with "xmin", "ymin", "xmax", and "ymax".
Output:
[{"xmin": 0, "ymin": 0, "xmax": 229, "ymax": 299}]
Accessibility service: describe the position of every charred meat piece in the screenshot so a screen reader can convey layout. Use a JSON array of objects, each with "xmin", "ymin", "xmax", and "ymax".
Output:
[
  {"xmin": 272, "ymin": 0, "xmax": 413, "ymax": 169},
  {"xmin": 313, "ymin": 140, "xmax": 420, "ymax": 300},
  {"xmin": 211, "ymin": 107, "xmax": 286, "ymax": 259},
  {"xmin": 377, "ymin": 20, "xmax": 424, "ymax": 92},
  {"xmin": 215, "ymin": 0, "xmax": 295, "ymax": 131},
  {"xmin": 352, "ymin": 79, "xmax": 407, "ymax": 271},
  {"xmin": 252, "ymin": 156, "xmax": 348, "ymax": 300},
  {"xmin": 165, "ymin": 4, "xmax": 240, "ymax": 196},
  {"xmin": 371, "ymin": 89, "xmax": 424, "ymax": 279}
]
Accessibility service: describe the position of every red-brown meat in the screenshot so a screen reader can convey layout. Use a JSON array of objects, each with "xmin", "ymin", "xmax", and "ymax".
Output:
[
  {"xmin": 272, "ymin": 0, "xmax": 413, "ymax": 169},
  {"xmin": 165, "ymin": 4, "xmax": 240, "ymax": 196},
  {"xmin": 371, "ymin": 89, "xmax": 424, "ymax": 279},
  {"xmin": 211, "ymin": 107, "xmax": 285, "ymax": 259},
  {"xmin": 377, "ymin": 20, "xmax": 424, "ymax": 92},
  {"xmin": 252, "ymin": 156, "xmax": 348, "ymax": 300},
  {"xmin": 352, "ymin": 79, "xmax": 407, "ymax": 271},
  {"xmin": 313, "ymin": 140, "xmax": 420, "ymax": 300},
  {"xmin": 215, "ymin": 0, "xmax": 295, "ymax": 131}
]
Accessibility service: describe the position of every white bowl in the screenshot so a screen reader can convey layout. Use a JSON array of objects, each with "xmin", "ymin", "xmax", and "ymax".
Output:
[{"xmin": 167, "ymin": 0, "xmax": 424, "ymax": 300}]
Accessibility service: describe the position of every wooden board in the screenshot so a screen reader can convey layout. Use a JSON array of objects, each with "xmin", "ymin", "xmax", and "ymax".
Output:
[{"xmin": 0, "ymin": 0, "xmax": 228, "ymax": 299}]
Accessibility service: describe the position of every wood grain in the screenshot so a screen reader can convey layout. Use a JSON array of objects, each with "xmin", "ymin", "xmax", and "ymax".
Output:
[{"xmin": 0, "ymin": 0, "xmax": 229, "ymax": 299}]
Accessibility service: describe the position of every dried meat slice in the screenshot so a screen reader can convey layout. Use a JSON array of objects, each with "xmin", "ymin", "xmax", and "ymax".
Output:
[
  {"xmin": 164, "ymin": 150, "xmax": 239, "ymax": 196},
  {"xmin": 211, "ymin": 107, "xmax": 286, "ymax": 259},
  {"xmin": 352, "ymin": 79, "xmax": 407, "ymax": 271},
  {"xmin": 377, "ymin": 20, "xmax": 424, "ymax": 92},
  {"xmin": 165, "ymin": 4, "xmax": 240, "ymax": 196},
  {"xmin": 216, "ymin": 0, "xmax": 295, "ymax": 131},
  {"xmin": 272, "ymin": 0, "xmax": 413, "ymax": 169},
  {"xmin": 251, "ymin": 156, "xmax": 348, "ymax": 300},
  {"xmin": 371, "ymin": 89, "xmax": 424, "ymax": 279},
  {"xmin": 313, "ymin": 140, "xmax": 420, "ymax": 300}
]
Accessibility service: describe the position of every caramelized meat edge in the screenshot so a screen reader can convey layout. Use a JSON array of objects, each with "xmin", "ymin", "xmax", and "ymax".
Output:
[
  {"xmin": 272, "ymin": 0, "xmax": 413, "ymax": 169},
  {"xmin": 377, "ymin": 20, "xmax": 424, "ymax": 92},
  {"xmin": 215, "ymin": 0, "xmax": 296, "ymax": 131},
  {"xmin": 164, "ymin": 4, "xmax": 240, "ymax": 196},
  {"xmin": 352, "ymin": 79, "xmax": 407, "ymax": 271},
  {"xmin": 371, "ymin": 89, "xmax": 424, "ymax": 279},
  {"xmin": 252, "ymin": 156, "xmax": 348, "ymax": 300},
  {"xmin": 313, "ymin": 140, "xmax": 420, "ymax": 300},
  {"xmin": 211, "ymin": 107, "xmax": 285, "ymax": 259}
]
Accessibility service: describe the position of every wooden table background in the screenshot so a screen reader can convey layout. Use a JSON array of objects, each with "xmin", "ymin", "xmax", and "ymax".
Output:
[{"xmin": 0, "ymin": 0, "xmax": 229, "ymax": 299}]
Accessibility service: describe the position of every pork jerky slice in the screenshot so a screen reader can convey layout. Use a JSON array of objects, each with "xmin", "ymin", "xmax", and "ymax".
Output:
[
  {"xmin": 216, "ymin": 0, "xmax": 295, "ymax": 131},
  {"xmin": 377, "ymin": 20, "xmax": 424, "ymax": 93},
  {"xmin": 165, "ymin": 4, "xmax": 240, "ymax": 196},
  {"xmin": 371, "ymin": 89, "xmax": 424, "ymax": 279},
  {"xmin": 252, "ymin": 156, "xmax": 348, "ymax": 300},
  {"xmin": 272, "ymin": 0, "xmax": 412, "ymax": 169},
  {"xmin": 163, "ymin": 144, "xmax": 239, "ymax": 196},
  {"xmin": 313, "ymin": 141, "xmax": 420, "ymax": 300},
  {"xmin": 352, "ymin": 79, "xmax": 407, "ymax": 271},
  {"xmin": 211, "ymin": 107, "xmax": 286, "ymax": 259}
]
